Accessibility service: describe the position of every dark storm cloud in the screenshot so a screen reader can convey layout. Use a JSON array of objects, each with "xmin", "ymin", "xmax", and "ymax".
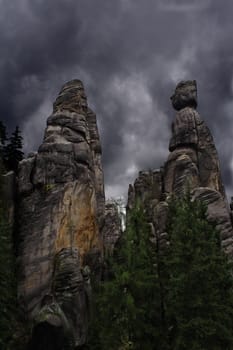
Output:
[{"xmin": 0, "ymin": 0, "xmax": 233, "ymax": 198}]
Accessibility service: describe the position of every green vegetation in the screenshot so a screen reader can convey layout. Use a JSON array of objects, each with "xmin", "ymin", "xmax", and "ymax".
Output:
[
  {"xmin": 163, "ymin": 195, "xmax": 233, "ymax": 350},
  {"xmin": 0, "ymin": 121, "xmax": 7, "ymax": 145},
  {"xmin": 89, "ymin": 195, "xmax": 233, "ymax": 350},
  {"xmin": 4, "ymin": 125, "xmax": 24, "ymax": 173},
  {"xmin": 89, "ymin": 202, "xmax": 161, "ymax": 349},
  {"xmin": 0, "ymin": 121, "xmax": 24, "ymax": 174}
]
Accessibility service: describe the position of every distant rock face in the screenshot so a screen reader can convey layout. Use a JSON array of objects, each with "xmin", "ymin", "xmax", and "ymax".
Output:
[
  {"xmin": 17, "ymin": 80, "xmax": 105, "ymax": 346},
  {"xmin": 128, "ymin": 80, "xmax": 233, "ymax": 256},
  {"xmin": 102, "ymin": 202, "xmax": 122, "ymax": 255}
]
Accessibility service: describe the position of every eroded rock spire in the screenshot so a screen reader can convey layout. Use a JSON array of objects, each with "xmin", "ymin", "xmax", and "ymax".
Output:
[
  {"xmin": 170, "ymin": 80, "xmax": 197, "ymax": 111},
  {"xmin": 128, "ymin": 80, "xmax": 233, "ymax": 256},
  {"xmin": 17, "ymin": 79, "xmax": 105, "ymax": 348},
  {"xmin": 167, "ymin": 80, "xmax": 224, "ymax": 195}
]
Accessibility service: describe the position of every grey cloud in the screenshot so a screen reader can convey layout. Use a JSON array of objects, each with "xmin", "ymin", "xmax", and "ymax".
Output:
[
  {"xmin": 0, "ymin": 0, "xmax": 233, "ymax": 198},
  {"xmin": 158, "ymin": 0, "xmax": 211, "ymax": 12}
]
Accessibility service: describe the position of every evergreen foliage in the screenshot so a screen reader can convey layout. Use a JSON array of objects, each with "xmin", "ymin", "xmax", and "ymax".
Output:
[
  {"xmin": 0, "ymin": 121, "xmax": 7, "ymax": 145},
  {"xmin": 163, "ymin": 195, "xmax": 233, "ymax": 350},
  {"xmin": 89, "ymin": 202, "xmax": 162, "ymax": 350},
  {"xmin": 0, "ymin": 121, "xmax": 24, "ymax": 173},
  {"xmin": 0, "ymin": 121, "xmax": 7, "ymax": 166},
  {"xmin": 89, "ymin": 195, "xmax": 233, "ymax": 350},
  {"xmin": 4, "ymin": 126, "xmax": 24, "ymax": 173}
]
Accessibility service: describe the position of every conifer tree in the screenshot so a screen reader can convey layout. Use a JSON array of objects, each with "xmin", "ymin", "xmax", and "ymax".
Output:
[
  {"xmin": 0, "ymin": 121, "xmax": 7, "ymax": 167},
  {"xmin": 89, "ymin": 195, "xmax": 233, "ymax": 349},
  {"xmin": 89, "ymin": 202, "xmax": 162, "ymax": 350},
  {"xmin": 0, "ymin": 121, "xmax": 7, "ymax": 145},
  {"xmin": 164, "ymin": 195, "xmax": 233, "ymax": 350},
  {"xmin": 5, "ymin": 126, "xmax": 24, "ymax": 173}
]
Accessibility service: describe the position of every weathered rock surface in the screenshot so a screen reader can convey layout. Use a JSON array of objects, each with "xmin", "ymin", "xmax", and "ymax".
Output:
[
  {"xmin": 29, "ymin": 248, "xmax": 90, "ymax": 349},
  {"xmin": 86, "ymin": 108, "xmax": 105, "ymax": 230},
  {"xmin": 13, "ymin": 78, "xmax": 233, "ymax": 347},
  {"xmin": 192, "ymin": 188, "xmax": 233, "ymax": 255},
  {"xmin": 17, "ymin": 80, "xmax": 105, "ymax": 346},
  {"xmin": 168, "ymin": 106, "xmax": 224, "ymax": 195},
  {"xmin": 128, "ymin": 80, "xmax": 233, "ymax": 256},
  {"xmin": 102, "ymin": 201, "xmax": 122, "ymax": 255},
  {"xmin": 170, "ymin": 80, "xmax": 197, "ymax": 111},
  {"xmin": 2, "ymin": 171, "xmax": 15, "ymax": 224}
]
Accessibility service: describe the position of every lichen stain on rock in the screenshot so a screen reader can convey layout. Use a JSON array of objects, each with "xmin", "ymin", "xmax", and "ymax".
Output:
[{"xmin": 55, "ymin": 182, "xmax": 102, "ymax": 263}]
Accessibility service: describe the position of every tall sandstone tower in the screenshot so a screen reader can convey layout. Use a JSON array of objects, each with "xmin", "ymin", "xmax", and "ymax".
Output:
[
  {"xmin": 128, "ymin": 80, "xmax": 233, "ymax": 256},
  {"xmin": 10, "ymin": 79, "xmax": 233, "ymax": 348},
  {"xmin": 17, "ymin": 80, "xmax": 105, "ymax": 347}
]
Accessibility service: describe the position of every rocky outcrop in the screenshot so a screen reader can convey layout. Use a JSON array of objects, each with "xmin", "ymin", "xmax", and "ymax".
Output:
[
  {"xmin": 102, "ymin": 201, "xmax": 122, "ymax": 255},
  {"xmin": 86, "ymin": 108, "xmax": 105, "ymax": 230},
  {"xmin": 2, "ymin": 171, "xmax": 15, "ymax": 224},
  {"xmin": 128, "ymin": 80, "xmax": 233, "ymax": 255},
  {"xmin": 29, "ymin": 248, "xmax": 91, "ymax": 349},
  {"xmin": 13, "ymin": 78, "xmax": 233, "ymax": 347},
  {"xmin": 17, "ymin": 80, "xmax": 105, "ymax": 347},
  {"xmin": 127, "ymin": 169, "xmax": 169, "ymax": 250},
  {"xmin": 170, "ymin": 80, "xmax": 197, "ymax": 111},
  {"xmin": 193, "ymin": 188, "xmax": 233, "ymax": 256},
  {"xmin": 167, "ymin": 105, "xmax": 224, "ymax": 195}
]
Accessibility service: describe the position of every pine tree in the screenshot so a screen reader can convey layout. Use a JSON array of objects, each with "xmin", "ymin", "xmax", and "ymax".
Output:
[
  {"xmin": 89, "ymin": 202, "xmax": 163, "ymax": 350},
  {"xmin": 0, "ymin": 121, "xmax": 7, "ymax": 169},
  {"xmin": 0, "ymin": 121, "xmax": 7, "ymax": 145},
  {"xmin": 163, "ymin": 195, "xmax": 233, "ymax": 350},
  {"xmin": 5, "ymin": 126, "xmax": 24, "ymax": 173}
]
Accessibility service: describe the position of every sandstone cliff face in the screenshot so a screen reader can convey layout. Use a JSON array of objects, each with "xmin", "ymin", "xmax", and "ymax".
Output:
[
  {"xmin": 13, "ymin": 79, "xmax": 233, "ymax": 347},
  {"xmin": 128, "ymin": 80, "xmax": 233, "ymax": 256},
  {"xmin": 17, "ymin": 80, "xmax": 105, "ymax": 347}
]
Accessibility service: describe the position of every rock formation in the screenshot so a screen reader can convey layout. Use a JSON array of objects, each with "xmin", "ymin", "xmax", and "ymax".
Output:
[
  {"xmin": 102, "ymin": 201, "xmax": 122, "ymax": 255},
  {"xmin": 5, "ymin": 78, "xmax": 232, "ymax": 348},
  {"xmin": 17, "ymin": 80, "xmax": 105, "ymax": 347},
  {"xmin": 128, "ymin": 80, "xmax": 233, "ymax": 256}
]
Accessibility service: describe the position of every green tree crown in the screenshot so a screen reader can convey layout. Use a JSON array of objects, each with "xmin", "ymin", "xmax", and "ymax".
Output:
[{"xmin": 163, "ymin": 195, "xmax": 233, "ymax": 350}]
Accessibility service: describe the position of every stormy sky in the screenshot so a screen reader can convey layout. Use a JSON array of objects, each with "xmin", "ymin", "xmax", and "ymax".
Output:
[{"xmin": 1, "ymin": 0, "xmax": 233, "ymax": 199}]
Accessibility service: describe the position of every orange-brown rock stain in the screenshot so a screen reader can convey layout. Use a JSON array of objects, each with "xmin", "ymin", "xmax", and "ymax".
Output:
[{"xmin": 55, "ymin": 182, "xmax": 103, "ymax": 265}]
